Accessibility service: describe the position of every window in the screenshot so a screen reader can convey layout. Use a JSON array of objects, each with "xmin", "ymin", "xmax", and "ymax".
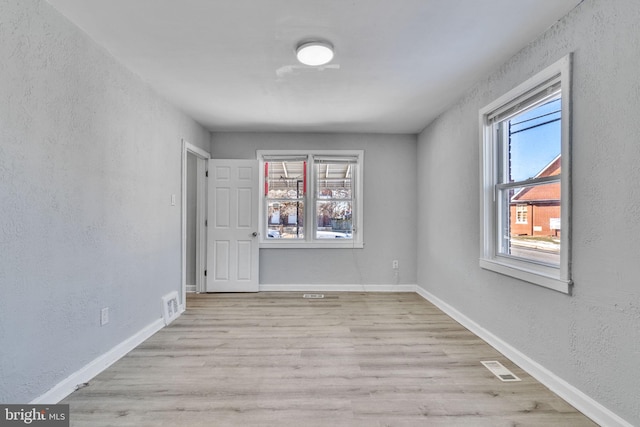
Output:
[
  {"xmin": 258, "ymin": 150, "xmax": 363, "ymax": 248},
  {"xmin": 515, "ymin": 205, "xmax": 528, "ymax": 224},
  {"xmin": 479, "ymin": 54, "xmax": 572, "ymax": 293}
]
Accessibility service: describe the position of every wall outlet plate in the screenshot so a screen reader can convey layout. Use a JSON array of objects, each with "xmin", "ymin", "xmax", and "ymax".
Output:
[{"xmin": 100, "ymin": 307, "xmax": 109, "ymax": 326}]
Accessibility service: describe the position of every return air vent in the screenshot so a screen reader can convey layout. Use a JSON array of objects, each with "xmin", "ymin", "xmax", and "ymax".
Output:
[
  {"xmin": 303, "ymin": 294, "xmax": 325, "ymax": 299},
  {"xmin": 481, "ymin": 360, "xmax": 521, "ymax": 382},
  {"xmin": 162, "ymin": 291, "xmax": 180, "ymax": 325}
]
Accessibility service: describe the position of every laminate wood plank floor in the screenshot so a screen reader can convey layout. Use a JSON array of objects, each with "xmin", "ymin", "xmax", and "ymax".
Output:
[{"xmin": 62, "ymin": 292, "xmax": 597, "ymax": 426}]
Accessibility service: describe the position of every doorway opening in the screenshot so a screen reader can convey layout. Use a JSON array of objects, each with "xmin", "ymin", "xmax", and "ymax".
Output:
[{"xmin": 181, "ymin": 140, "xmax": 210, "ymax": 309}]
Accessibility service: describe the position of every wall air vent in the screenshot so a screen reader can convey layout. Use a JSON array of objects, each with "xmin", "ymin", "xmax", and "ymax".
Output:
[
  {"xmin": 303, "ymin": 294, "xmax": 325, "ymax": 299},
  {"xmin": 161, "ymin": 291, "xmax": 180, "ymax": 325}
]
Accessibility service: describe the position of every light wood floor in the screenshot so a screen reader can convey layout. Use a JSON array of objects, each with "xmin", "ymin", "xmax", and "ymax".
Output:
[{"xmin": 62, "ymin": 292, "xmax": 597, "ymax": 426}]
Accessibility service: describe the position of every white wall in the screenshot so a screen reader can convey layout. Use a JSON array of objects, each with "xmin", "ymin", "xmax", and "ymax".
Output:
[
  {"xmin": 211, "ymin": 132, "xmax": 418, "ymax": 288},
  {"xmin": 416, "ymin": 0, "xmax": 640, "ymax": 424},
  {"xmin": 0, "ymin": 0, "xmax": 209, "ymax": 403}
]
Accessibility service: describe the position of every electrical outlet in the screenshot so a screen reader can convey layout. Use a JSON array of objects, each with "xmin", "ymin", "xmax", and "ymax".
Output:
[
  {"xmin": 100, "ymin": 307, "xmax": 109, "ymax": 326},
  {"xmin": 392, "ymin": 260, "xmax": 399, "ymax": 269}
]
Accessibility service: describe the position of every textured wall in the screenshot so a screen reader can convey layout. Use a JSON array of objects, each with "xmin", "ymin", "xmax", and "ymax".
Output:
[
  {"xmin": 211, "ymin": 132, "xmax": 418, "ymax": 287},
  {"xmin": 0, "ymin": 0, "xmax": 209, "ymax": 402},
  {"xmin": 417, "ymin": 0, "xmax": 640, "ymax": 424}
]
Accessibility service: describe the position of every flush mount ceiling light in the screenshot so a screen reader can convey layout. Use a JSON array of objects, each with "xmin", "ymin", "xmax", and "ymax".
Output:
[{"xmin": 296, "ymin": 41, "xmax": 334, "ymax": 66}]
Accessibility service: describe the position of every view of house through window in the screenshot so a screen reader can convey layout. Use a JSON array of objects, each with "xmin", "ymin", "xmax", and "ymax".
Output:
[{"xmin": 497, "ymin": 96, "xmax": 561, "ymax": 265}]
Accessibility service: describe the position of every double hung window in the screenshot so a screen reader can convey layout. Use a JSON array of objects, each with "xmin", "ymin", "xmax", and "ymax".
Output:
[
  {"xmin": 479, "ymin": 55, "xmax": 572, "ymax": 293},
  {"xmin": 258, "ymin": 150, "xmax": 363, "ymax": 248}
]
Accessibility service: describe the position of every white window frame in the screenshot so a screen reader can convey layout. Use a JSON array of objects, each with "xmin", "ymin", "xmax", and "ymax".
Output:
[
  {"xmin": 258, "ymin": 150, "xmax": 364, "ymax": 249},
  {"xmin": 479, "ymin": 54, "xmax": 572, "ymax": 294}
]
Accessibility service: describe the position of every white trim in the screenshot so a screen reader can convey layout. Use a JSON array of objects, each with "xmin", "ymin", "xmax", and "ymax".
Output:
[
  {"xmin": 414, "ymin": 286, "xmax": 633, "ymax": 427},
  {"xmin": 184, "ymin": 141, "xmax": 210, "ymax": 160},
  {"xmin": 181, "ymin": 139, "xmax": 210, "ymax": 306},
  {"xmin": 195, "ymin": 158, "xmax": 207, "ymax": 293},
  {"xmin": 259, "ymin": 283, "xmax": 416, "ymax": 293},
  {"xmin": 259, "ymin": 241, "xmax": 364, "ymax": 249},
  {"xmin": 30, "ymin": 318, "xmax": 165, "ymax": 404},
  {"xmin": 479, "ymin": 258, "xmax": 570, "ymax": 294}
]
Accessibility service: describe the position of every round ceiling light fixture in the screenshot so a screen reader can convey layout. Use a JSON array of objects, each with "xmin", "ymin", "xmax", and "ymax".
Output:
[{"xmin": 296, "ymin": 41, "xmax": 334, "ymax": 66}]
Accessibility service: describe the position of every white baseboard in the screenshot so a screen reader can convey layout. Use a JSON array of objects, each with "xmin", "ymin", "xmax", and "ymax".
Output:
[
  {"xmin": 414, "ymin": 286, "xmax": 633, "ymax": 427},
  {"xmin": 31, "ymin": 317, "xmax": 166, "ymax": 404},
  {"xmin": 259, "ymin": 283, "xmax": 417, "ymax": 293}
]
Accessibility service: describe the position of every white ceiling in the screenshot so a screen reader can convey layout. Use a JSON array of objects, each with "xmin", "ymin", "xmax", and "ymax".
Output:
[{"xmin": 45, "ymin": 0, "xmax": 581, "ymax": 134}]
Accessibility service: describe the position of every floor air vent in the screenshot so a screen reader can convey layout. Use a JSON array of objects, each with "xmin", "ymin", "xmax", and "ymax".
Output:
[
  {"xmin": 303, "ymin": 293, "xmax": 325, "ymax": 299},
  {"xmin": 162, "ymin": 291, "xmax": 180, "ymax": 325},
  {"xmin": 481, "ymin": 361, "xmax": 521, "ymax": 382}
]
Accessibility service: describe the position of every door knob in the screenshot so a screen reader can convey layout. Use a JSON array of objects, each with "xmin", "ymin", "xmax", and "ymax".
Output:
[{"xmin": 252, "ymin": 232, "xmax": 258, "ymax": 237}]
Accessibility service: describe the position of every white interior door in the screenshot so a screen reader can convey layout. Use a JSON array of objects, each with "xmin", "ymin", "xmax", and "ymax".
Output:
[{"xmin": 206, "ymin": 159, "xmax": 259, "ymax": 292}]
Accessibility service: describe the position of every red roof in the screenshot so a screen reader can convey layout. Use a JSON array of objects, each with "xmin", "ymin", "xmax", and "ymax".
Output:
[{"xmin": 512, "ymin": 155, "xmax": 561, "ymax": 202}]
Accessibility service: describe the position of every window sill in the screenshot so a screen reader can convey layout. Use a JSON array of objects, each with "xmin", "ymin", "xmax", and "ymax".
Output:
[
  {"xmin": 479, "ymin": 258, "xmax": 571, "ymax": 294},
  {"xmin": 260, "ymin": 241, "xmax": 364, "ymax": 249}
]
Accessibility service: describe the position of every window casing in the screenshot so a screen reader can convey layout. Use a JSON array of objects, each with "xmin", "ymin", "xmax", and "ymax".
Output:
[
  {"xmin": 258, "ymin": 150, "xmax": 364, "ymax": 248},
  {"xmin": 479, "ymin": 54, "xmax": 572, "ymax": 293}
]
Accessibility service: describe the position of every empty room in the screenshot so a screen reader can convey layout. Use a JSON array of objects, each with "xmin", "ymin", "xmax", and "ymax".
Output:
[{"xmin": 1, "ymin": 0, "xmax": 639, "ymax": 426}]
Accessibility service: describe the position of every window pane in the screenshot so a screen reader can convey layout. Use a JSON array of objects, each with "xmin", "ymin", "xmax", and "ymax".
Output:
[
  {"xmin": 267, "ymin": 201, "xmax": 304, "ymax": 239},
  {"xmin": 316, "ymin": 201, "xmax": 352, "ymax": 239},
  {"xmin": 266, "ymin": 160, "xmax": 305, "ymax": 199},
  {"xmin": 500, "ymin": 97, "xmax": 561, "ymax": 182},
  {"xmin": 498, "ymin": 182, "xmax": 561, "ymax": 265},
  {"xmin": 265, "ymin": 159, "xmax": 305, "ymax": 239},
  {"xmin": 315, "ymin": 161, "xmax": 354, "ymax": 240},
  {"xmin": 315, "ymin": 163, "xmax": 352, "ymax": 199}
]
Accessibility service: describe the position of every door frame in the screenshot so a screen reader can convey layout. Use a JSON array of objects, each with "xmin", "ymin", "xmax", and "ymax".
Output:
[{"xmin": 181, "ymin": 139, "xmax": 210, "ymax": 310}]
